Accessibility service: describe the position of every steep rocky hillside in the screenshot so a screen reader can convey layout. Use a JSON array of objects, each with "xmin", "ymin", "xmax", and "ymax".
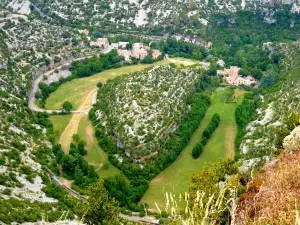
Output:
[
  {"xmin": 237, "ymin": 150, "xmax": 300, "ymax": 224},
  {"xmin": 239, "ymin": 41, "xmax": 300, "ymax": 170},
  {"xmin": 91, "ymin": 66, "xmax": 202, "ymax": 159},
  {"xmin": 0, "ymin": 31, "xmax": 61, "ymax": 223},
  {"xmin": 1, "ymin": 0, "xmax": 300, "ymax": 35},
  {"xmin": 0, "ymin": 9, "xmax": 97, "ymax": 224},
  {"xmin": 0, "ymin": 8, "xmax": 94, "ymax": 69}
]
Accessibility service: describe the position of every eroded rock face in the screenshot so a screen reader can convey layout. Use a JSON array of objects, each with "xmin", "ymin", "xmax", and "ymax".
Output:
[{"xmin": 283, "ymin": 125, "xmax": 300, "ymax": 151}]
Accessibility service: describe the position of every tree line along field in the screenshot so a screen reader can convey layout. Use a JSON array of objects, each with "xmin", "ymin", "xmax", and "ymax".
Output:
[{"xmin": 140, "ymin": 87, "xmax": 245, "ymax": 209}]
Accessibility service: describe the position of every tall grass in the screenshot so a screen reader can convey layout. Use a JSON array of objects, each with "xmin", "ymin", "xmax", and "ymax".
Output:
[{"xmin": 156, "ymin": 187, "xmax": 238, "ymax": 225}]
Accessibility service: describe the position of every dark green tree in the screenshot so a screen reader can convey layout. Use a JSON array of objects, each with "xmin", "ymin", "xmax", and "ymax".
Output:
[
  {"xmin": 97, "ymin": 82, "xmax": 103, "ymax": 88},
  {"xmin": 62, "ymin": 101, "xmax": 73, "ymax": 112},
  {"xmin": 192, "ymin": 143, "xmax": 203, "ymax": 159},
  {"xmin": 83, "ymin": 179, "xmax": 120, "ymax": 225}
]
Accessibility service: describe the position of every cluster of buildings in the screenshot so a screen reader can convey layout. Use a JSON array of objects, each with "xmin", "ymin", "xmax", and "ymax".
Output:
[
  {"xmin": 217, "ymin": 65, "xmax": 257, "ymax": 86},
  {"xmin": 117, "ymin": 43, "xmax": 162, "ymax": 61},
  {"xmin": 172, "ymin": 34, "xmax": 213, "ymax": 50},
  {"xmin": 89, "ymin": 37, "xmax": 162, "ymax": 62}
]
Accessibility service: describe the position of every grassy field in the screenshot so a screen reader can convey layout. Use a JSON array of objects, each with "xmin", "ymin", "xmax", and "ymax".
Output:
[
  {"xmin": 140, "ymin": 87, "xmax": 245, "ymax": 209},
  {"xmin": 49, "ymin": 114, "xmax": 72, "ymax": 143},
  {"xmin": 44, "ymin": 58, "xmax": 201, "ymax": 110},
  {"xmin": 77, "ymin": 116, "xmax": 120, "ymax": 178},
  {"xmin": 45, "ymin": 60, "xmax": 170, "ymax": 110}
]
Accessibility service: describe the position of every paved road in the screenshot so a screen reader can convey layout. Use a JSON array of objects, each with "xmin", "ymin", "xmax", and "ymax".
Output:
[
  {"xmin": 28, "ymin": 55, "xmax": 92, "ymax": 113},
  {"xmin": 47, "ymin": 169, "xmax": 160, "ymax": 224},
  {"xmin": 29, "ymin": 46, "xmax": 114, "ymax": 114}
]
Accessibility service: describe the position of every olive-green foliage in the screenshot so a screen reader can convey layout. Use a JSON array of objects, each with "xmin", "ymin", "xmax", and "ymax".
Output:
[
  {"xmin": 63, "ymin": 101, "xmax": 73, "ymax": 112},
  {"xmin": 235, "ymin": 99, "xmax": 256, "ymax": 157},
  {"xmin": 0, "ymin": 196, "xmax": 75, "ymax": 224},
  {"xmin": 202, "ymin": 113, "xmax": 220, "ymax": 140},
  {"xmin": 189, "ymin": 159, "xmax": 244, "ymax": 224},
  {"xmin": 82, "ymin": 179, "xmax": 120, "ymax": 225}
]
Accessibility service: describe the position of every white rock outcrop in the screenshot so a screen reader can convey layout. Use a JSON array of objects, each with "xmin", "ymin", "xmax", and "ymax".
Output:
[{"xmin": 283, "ymin": 125, "xmax": 300, "ymax": 151}]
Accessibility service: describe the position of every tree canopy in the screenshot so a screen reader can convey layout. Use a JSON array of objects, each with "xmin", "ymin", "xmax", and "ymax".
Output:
[{"xmin": 83, "ymin": 179, "xmax": 120, "ymax": 225}]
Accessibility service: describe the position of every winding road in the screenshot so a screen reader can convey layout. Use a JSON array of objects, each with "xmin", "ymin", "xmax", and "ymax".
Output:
[
  {"xmin": 28, "ymin": 55, "xmax": 95, "ymax": 113},
  {"xmin": 28, "ymin": 46, "xmax": 113, "ymax": 114}
]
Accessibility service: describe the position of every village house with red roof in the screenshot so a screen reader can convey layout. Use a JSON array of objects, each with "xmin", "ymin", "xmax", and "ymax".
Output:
[{"xmin": 217, "ymin": 66, "xmax": 257, "ymax": 86}]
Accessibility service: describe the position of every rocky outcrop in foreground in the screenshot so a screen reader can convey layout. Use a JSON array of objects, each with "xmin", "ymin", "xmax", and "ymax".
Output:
[{"xmin": 283, "ymin": 125, "xmax": 300, "ymax": 151}]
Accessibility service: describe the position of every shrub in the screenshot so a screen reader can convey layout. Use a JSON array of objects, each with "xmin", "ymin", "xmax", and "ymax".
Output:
[
  {"xmin": 192, "ymin": 143, "xmax": 203, "ymax": 159},
  {"xmin": 62, "ymin": 101, "xmax": 73, "ymax": 112}
]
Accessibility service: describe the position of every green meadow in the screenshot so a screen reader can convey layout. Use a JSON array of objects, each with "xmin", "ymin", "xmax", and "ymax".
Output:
[
  {"xmin": 77, "ymin": 116, "xmax": 120, "ymax": 178},
  {"xmin": 140, "ymin": 87, "xmax": 245, "ymax": 209},
  {"xmin": 49, "ymin": 114, "xmax": 72, "ymax": 143}
]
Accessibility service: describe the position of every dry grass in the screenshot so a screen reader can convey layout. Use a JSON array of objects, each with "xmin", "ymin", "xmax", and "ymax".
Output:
[
  {"xmin": 237, "ymin": 150, "xmax": 300, "ymax": 225},
  {"xmin": 156, "ymin": 187, "xmax": 238, "ymax": 225}
]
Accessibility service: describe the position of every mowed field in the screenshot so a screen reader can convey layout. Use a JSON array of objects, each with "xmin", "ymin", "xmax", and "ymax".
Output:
[
  {"xmin": 49, "ymin": 114, "xmax": 72, "ymax": 143},
  {"xmin": 140, "ymin": 87, "xmax": 245, "ymax": 209},
  {"xmin": 45, "ymin": 60, "xmax": 169, "ymax": 110},
  {"xmin": 77, "ymin": 116, "xmax": 120, "ymax": 178}
]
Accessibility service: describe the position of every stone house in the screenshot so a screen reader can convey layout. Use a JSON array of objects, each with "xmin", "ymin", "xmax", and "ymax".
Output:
[
  {"xmin": 132, "ymin": 42, "xmax": 143, "ymax": 51},
  {"xmin": 111, "ymin": 43, "xmax": 119, "ymax": 49},
  {"xmin": 217, "ymin": 66, "xmax": 257, "ymax": 86},
  {"xmin": 117, "ymin": 49, "xmax": 131, "ymax": 61},
  {"xmin": 90, "ymin": 38, "xmax": 109, "ymax": 48}
]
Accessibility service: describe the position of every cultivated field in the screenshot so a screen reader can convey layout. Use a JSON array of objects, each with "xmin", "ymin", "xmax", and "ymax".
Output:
[
  {"xmin": 49, "ymin": 114, "xmax": 72, "ymax": 143},
  {"xmin": 140, "ymin": 87, "xmax": 245, "ymax": 209},
  {"xmin": 45, "ymin": 61, "xmax": 167, "ymax": 110},
  {"xmin": 78, "ymin": 116, "xmax": 120, "ymax": 178}
]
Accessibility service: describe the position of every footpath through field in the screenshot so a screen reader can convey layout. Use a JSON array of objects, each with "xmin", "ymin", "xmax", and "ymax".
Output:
[{"xmin": 59, "ymin": 88, "xmax": 97, "ymax": 153}]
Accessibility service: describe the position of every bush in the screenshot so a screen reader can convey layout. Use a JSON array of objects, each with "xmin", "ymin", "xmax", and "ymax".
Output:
[
  {"xmin": 202, "ymin": 113, "xmax": 220, "ymax": 140},
  {"xmin": 97, "ymin": 82, "xmax": 103, "ymax": 88},
  {"xmin": 201, "ymin": 137, "xmax": 208, "ymax": 146},
  {"xmin": 63, "ymin": 102, "xmax": 73, "ymax": 112},
  {"xmin": 192, "ymin": 143, "xmax": 203, "ymax": 159}
]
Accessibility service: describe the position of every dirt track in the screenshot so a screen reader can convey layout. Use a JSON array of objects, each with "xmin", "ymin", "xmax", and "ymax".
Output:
[{"xmin": 59, "ymin": 89, "xmax": 97, "ymax": 153}]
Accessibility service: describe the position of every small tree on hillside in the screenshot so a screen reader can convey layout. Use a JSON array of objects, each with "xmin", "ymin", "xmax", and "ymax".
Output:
[{"xmin": 63, "ymin": 101, "xmax": 73, "ymax": 112}]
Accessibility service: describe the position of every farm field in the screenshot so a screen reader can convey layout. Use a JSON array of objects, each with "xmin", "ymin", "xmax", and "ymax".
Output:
[
  {"xmin": 78, "ymin": 116, "xmax": 120, "ymax": 178},
  {"xmin": 45, "ymin": 60, "xmax": 168, "ymax": 110},
  {"xmin": 49, "ymin": 114, "xmax": 72, "ymax": 143},
  {"xmin": 140, "ymin": 87, "xmax": 245, "ymax": 209},
  {"xmin": 45, "ymin": 58, "xmax": 201, "ymax": 110}
]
